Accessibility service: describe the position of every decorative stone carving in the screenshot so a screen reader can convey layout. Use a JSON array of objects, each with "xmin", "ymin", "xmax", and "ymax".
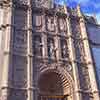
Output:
[
  {"xmin": 13, "ymin": 0, "xmax": 28, "ymax": 5},
  {"xmin": 74, "ymin": 39, "xmax": 85, "ymax": 62},
  {"xmin": 77, "ymin": 63, "xmax": 91, "ymax": 90},
  {"xmin": 33, "ymin": 0, "xmax": 51, "ymax": 8},
  {"xmin": 71, "ymin": 20, "xmax": 81, "ymax": 38},
  {"xmin": 57, "ymin": 5, "xmax": 65, "ymax": 13}
]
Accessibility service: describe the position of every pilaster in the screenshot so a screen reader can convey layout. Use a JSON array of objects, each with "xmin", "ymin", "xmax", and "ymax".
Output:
[
  {"xmin": 27, "ymin": 1, "xmax": 33, "ymax": 100},
  {"xmin": 0, "ymin": 3, "xmax": 4, "ymax": 93},
  {"xmin": 0, "ymin": 5, "xmax": 3, "ymax": 47},
  {"xmin": 1, "ymin": 1, "xmax": 13, "ymax": 100},
  {"xmin": 77, "ymin": 5, "xmax": 100, "ymax": 100},
  {"xmin": 64, "ymin": 5, "xmax": 82, "ymax": 100}
]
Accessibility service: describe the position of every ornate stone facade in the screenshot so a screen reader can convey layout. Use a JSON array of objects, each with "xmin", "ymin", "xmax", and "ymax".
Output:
[{"xmin": 0, "ymin": 0, "xmax": 100, "ymax": 100}]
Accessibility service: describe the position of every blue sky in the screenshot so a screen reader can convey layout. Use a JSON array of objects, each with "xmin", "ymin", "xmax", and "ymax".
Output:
[{"xmin": 54, "ymin": 0, "xmax": 100, "ymax": 24}]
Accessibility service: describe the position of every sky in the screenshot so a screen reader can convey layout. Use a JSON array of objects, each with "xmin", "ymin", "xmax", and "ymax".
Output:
[{"xmin": 54, "ymin": 0, "xmax": 100, "ymax": 24}]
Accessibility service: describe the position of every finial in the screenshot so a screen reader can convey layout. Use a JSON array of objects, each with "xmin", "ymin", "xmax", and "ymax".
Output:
[
  {"xmin": 64, "ymin": 4, "xmax": 67, "ymax": 14},
  {"xmin": 77, "ymin": 4, "xmax": 82, "ymax": 17}
]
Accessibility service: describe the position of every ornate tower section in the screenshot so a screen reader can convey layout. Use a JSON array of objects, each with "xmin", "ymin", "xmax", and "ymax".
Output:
[
  {"xmin": 76, "ymin": 5, "xmax": 100, "ymax": 100},
  {"xmin": 32, "ymin": 2, "xmax": 74, "ymax": 100},
  {"xmin": 0, "ymin": 0, "xmax": 28, "ymax": 99}
]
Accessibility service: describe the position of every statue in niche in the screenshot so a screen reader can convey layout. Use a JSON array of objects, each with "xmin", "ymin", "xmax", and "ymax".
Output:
[
  {"xmin": 61, "ymin": 42, "xmax": 68, "ymax": 58},
  {"xmin": 48, "ymin": 39, "xmax": 55, "ymax": 58}
]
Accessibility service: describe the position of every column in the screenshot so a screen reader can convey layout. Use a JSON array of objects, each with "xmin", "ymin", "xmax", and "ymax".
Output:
[
  {"xmin": 77, "ymin": 5, "xmax": 100, "ymax": 100},
  {"xmin": 0, "ymin": 3, "xmax": 4, "ymax": 92},
  {"xmin": 0, "ymin": 5, "xmax": 3, "ymax": 48},
  {"xmin": 27, "ymin": 1, "xmax": 33, "ymax": 100},
  {"xmin": 64, "ymin": 5, "xmax": 82, "ymax": 100},
  {"xmin": 1, "ymin": 1, "xmax": 13, "ymax": 100}
]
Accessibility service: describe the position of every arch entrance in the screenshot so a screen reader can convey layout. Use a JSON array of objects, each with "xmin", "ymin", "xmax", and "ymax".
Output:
[{"xmin": 38, "ymin": 70, "xmax": 73, "ymax": 100}]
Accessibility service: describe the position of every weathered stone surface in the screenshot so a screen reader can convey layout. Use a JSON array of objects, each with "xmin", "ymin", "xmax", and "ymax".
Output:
[{"xmin": 0, "ymin": 1, "xmax": 100, "ymax": 100}]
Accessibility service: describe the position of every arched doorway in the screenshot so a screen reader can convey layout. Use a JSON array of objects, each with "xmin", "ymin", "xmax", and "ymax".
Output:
[{"xmin": 38, "ymin": 70, "xmax": 73, "ymax": 100}]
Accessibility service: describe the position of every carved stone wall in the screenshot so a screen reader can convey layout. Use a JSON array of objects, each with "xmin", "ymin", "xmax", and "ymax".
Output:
[{"xmin": 0, "ymin": 1, "xmax": 99, "ymax": 100}]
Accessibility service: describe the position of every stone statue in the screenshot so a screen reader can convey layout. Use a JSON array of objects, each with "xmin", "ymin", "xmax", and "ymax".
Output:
[
  {"xmin": 62, "ymin": 43, "xmax": 68, "ymax": 58},
  {"xmin": 48, "ymin": 40, "xmax": 55, "ymax": 58}
]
